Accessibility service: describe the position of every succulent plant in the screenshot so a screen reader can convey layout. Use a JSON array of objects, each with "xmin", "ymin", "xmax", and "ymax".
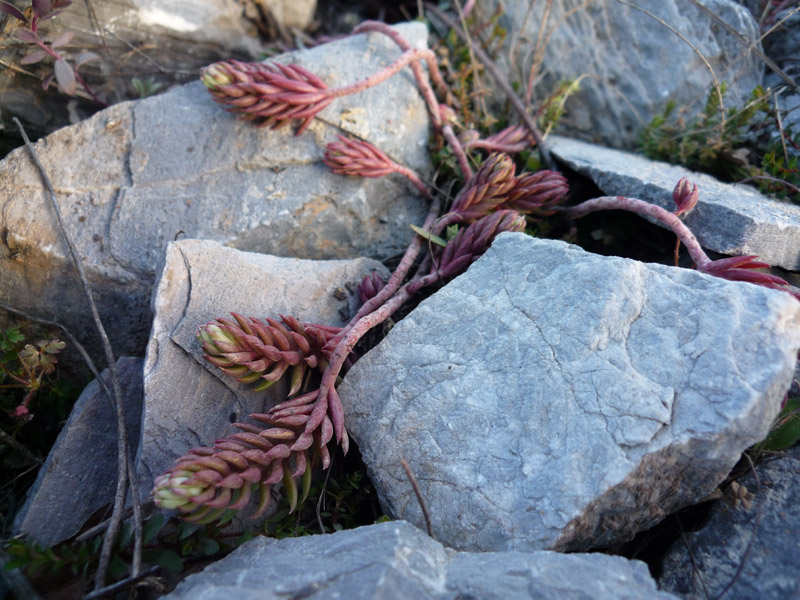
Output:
[
  {"xmin": 201, "ymin": 60, "xmax": 333, "ymax": 135},
  {"xmin": 447, "ymin": 153, "xmax": 517, "ymax": 223},
  {"xmin": 152, "ymin": 388, "xmax": 333, "ymax": 522},
  {"xmin": 323, "ymin": 135, "xmax": 399, "ymax": 178},
  {"xmin": 672, "ymin": 177, "xmax": 700, "ymax": 217},
  {"xmin": 433, "ymin": 210, "xmax": 527, "ymax": 279},
  {"xmin": 198, "ymin": 314, "xmax": 342, "ymax": 395},
  {"xmin": 504, "ymin": 170, "xmax": 570, "ymax": 216}
]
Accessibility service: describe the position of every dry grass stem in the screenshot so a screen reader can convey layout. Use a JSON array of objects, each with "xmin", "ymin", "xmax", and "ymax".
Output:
[
  {"xmin": 400, "ymin": 458, "xmax": 433, "ymax": 538},
  {"xmin": 12, "ymin": 119, "xmax": 143, "ymax": 588}
]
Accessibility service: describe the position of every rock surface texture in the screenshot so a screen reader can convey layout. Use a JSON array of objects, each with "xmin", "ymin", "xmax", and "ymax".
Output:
[
  {"xmin": 13, "ymin": 357, "xmax": 143, "ymax": 546},
  {"xmin": 163, "ymin": 520, "xmax": 679, "ymax": 600},
  {"xmin": 660, "ymin": 446, "xmax": 800, "ymax": 600},
  {"xmin": 549, "ymin": 135, "xmax": 800, "ymax": 271},
  {"xmin": 0, "ymin": 22, "xmax": 431, "ymax": 364},
  {"xmin": 338, "ymin": 233, "xmax": 800, "ymax": 552},
  {"xmin": 136, "ymin": 239, "xmax": 387, "ymax": 498},
  {"xmin": 0, "ymin": 0, "xmax": 262, "ymax": 133},
  {"xmin": 482, "ymin": 0, "xmax": 763, "ymax": 148}
]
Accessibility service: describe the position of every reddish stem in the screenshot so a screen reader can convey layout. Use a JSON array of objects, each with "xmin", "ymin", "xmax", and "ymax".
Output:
[
  {"xmin": 442, "ymin": 122, "xmax": 473, "ymax": 179},
  {"xmin": 348, "ymin": 197, "xmax": 442, "ymax": 327},
  {"xmin": 559, "ymin": 196, "xmax": 711, "ymax": 269},
  {"xmin": 316, "ymin": 271, "xmax": 440, "ymax": 408},
  {"xmin": 353, "ymin": 21, "xmax": 450, "ymax": 125},
  {"xmin": 465, "ymin": 140, "xmax": 530, "ymax": 154},
  {"xmin": 432, "ymin": 211, "xmax": 462, "ymax": 236},
  {"xmin": 34, "ymin": 39, "xmax": 107, "ymax": 106},
  {"xmin": 329, "ymin": 48, "xmax": 438, "ymax": 105},
  {"xmin": 424, "ymin": 4, "xmax": 556, "ymax": 170},
  {"xmin": 393, "ymin": 164, "xmax": 435, "ymax": 200}
]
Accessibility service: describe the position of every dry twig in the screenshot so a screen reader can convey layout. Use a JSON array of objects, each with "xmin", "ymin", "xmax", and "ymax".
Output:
[
  {"xmin": 400, "ymin": 458, "xmax": 433, "ymax": 538},
  {"xmin": 11, "ymin": 119, "xmax": 143, "ymax": 589}
]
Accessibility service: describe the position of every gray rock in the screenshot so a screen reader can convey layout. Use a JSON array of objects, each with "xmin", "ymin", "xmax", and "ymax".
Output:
[
  {"xmin": 338, "ymin": 233, "xmax": 800, "ymax": 553},
  {"xmin": 13, "ymin": 357, "xmax": 143, "ymax": 546},
  {"xmin": 482, "ymin": 0, "xmax": 763, "ymax": 149},
  {"xmin": 660, "ymin": 446, "xmax": 800, "ymax": 600},
  {"xmin": 0, "ymin": 0, "xmax": 262, "ymax": 134},
  {"xmin": 164, "ymin": 520, "xmax": 678, "ymax": 600},
  {"xmin": 549, "ymin": 135, "xmax": 800, "ymax": 271},
  {"xmin": 136, "ymin": 239, "xmax": 387, "ymax": 499},
  {"xmin": 0, "ymin": 22, "xmax": 431, "ymax": 368}
]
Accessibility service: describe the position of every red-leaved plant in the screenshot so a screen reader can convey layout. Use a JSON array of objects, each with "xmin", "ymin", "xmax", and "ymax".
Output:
[
  {"xmin": 152, "ymin": 20, "xmax": 799, "ymax": 524},
  {"xmin": 2, "ymin": 0, "xmax": 103, "ymax": 102}
]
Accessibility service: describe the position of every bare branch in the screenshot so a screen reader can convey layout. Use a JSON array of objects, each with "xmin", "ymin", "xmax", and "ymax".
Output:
[{"xmin": 11, "ymin": 118, "xmax": 141, "ymax": 588}]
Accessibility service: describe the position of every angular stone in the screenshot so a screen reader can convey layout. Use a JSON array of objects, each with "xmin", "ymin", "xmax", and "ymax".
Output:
[
  {"xmin": 338, "ymin": 233, "xmax": 800, "ymax": 552},
  {"xmin": 163, "ymin": 520, "xmax": 678, "ymax": 600},
  {"xmin": 549, "ymin": 135, "xmax": 800, "ymax": 271},
  {"xmin": 660, "ymin": 446, "xmax": 800, "ymax": 600},
  {"xmin": 0, "ymin": 22, "xmax": 431, "ymax": 366},
  {"xmin": 482, "ymin": 0, "xmax": 763, "ymax": 149},
  {"xmin": 0, "ymin": 0, "xmax": 262, "ymax": 134},
  {"xmin": 136, "ymin": 239, "xmax": 387, "ymax": 499},
  {"xmin": 13, "ymin": 357, "xmax": 143, "ymax": 546}
]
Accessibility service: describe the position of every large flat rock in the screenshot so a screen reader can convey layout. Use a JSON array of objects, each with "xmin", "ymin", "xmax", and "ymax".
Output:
[
  {"xmin": 549, "ymin": 135, "xmax": 800, "ymax": 271},
  {"xmin": 164, "ymin": 520, "xmax": 678, "ymax": 600},
  {"xmin": 483, "ymin": 0, "xmax": 762, "ymax": 149},
  {"xmin": 339, "ymin": 233, "xmax": 800, "ymax": 552},
  {"xmin": 0, "ymin": 22, "xmax": 431, "ymax": 366},
  {"xmin": 136, "ymin": 239, "xmax": 387, "ymax": 499}
]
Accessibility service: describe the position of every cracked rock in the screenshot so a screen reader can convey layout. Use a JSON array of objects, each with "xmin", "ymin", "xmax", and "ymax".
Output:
[
  {"xmin": 13, "ymin": 357, "xmax": 143, "ymax": 546},
  {"xmin": 0, "ymin": 22, "xmax": 430, "ymax": 371},
  {"xmin": 163, "ymin": 520, "xmax": 678, "ymax": 600},
  {"xmin": 660, "ymin": 446, "xmax": 800, "ymax": 600},
  {"xmin": 136, "ymin": 239, "xmax": 387, "ymax": 501},
  {"xmin": 481, "ymin": 0, "xmax": 762, "ymax": 149},
  {"xmin": 338, "ymin": 233, "xmax": 800, "ymax": 552},
  {"xmin": 549, "ymin": 135, "xmax": 800, "ymax": 271}
]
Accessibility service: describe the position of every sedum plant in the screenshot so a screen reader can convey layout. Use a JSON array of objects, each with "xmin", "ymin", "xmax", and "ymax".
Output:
[{"xmin": 152, "ymin": 19, "xmax": 800, "ymax": 526}]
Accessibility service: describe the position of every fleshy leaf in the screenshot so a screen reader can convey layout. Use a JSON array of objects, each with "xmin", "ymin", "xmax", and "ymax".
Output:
[
  {"xmin": 20, "ymin": 50, "xmax": 48, "ymax": 65},
  {"xmin": 54, "ymin": 58, "xmax": 76, "ymax": 95}
]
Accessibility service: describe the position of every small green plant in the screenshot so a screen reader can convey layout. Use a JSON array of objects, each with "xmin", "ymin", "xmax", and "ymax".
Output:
[
  {"xmin": 131, "ymin": 76, "xmax": 163, "ymax": 99},
  {"xmin": 752, "ymin": 395, "xmax": 800, "ymax": 453},
  {"xmin": 0, "ymin": 324, "xmax": 65, "ymax": 420},
  {"xmin": 4, "ymin": 512, "xmax": 235, "ymax": 591},
  {"xmin": 642, "ymin": 83, "xmax": 800, "ymax": 201}
]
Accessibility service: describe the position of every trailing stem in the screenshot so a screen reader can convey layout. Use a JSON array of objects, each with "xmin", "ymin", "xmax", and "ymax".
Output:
[
  {"xmin": 353, "ymin": 20, "xmax": 451, "ymax": 126},
  {"xmin": 424, "ymin": 3, "xmax": 556, "ymax": 170},
  {"xmin": 559, "ymin": 195, "xmax": 712, "ymax": 269}
]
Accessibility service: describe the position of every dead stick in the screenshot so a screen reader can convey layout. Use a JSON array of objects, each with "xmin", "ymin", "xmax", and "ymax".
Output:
[
  {"xmin": 400, "ymin": 458, "xmax": 433, "ymax": 538},
  {"xmin": 12, "ymin": 119, "xmax": 142, "ymax": 586},
  {"xmin": 0, "ymin": 301, "xmax": 146, "ymax": 555},
  {"xmin": 0, "ymin": 426, "xmax": 41, "ymax": 465},
  {"xmin": 425, "ymin": 3, "xmax": 556, "ymax": 171}
]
